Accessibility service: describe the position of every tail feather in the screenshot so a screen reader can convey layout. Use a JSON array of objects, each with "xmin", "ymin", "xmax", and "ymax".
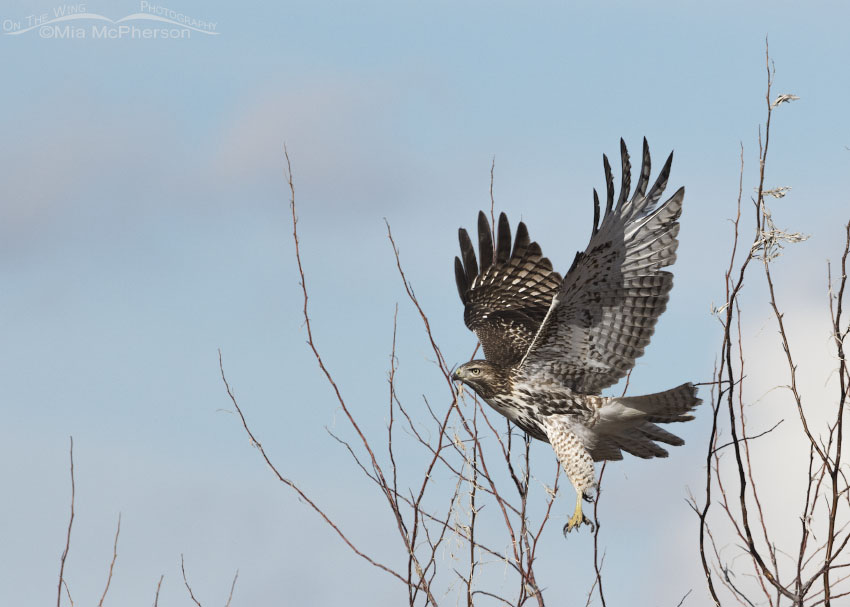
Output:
[
  {"xmin": 613, "ymin": 382, "xmax": 701, "ymax": 423},
  {"xmin": 639, "ymin": 422, "xmax": 684, "ymax": 446},
  {"xmin": 590, "ymin": 382, "xmax": 701, "ymax": 462},
  {"xmin": 590, "ymin": 438, "xmax": 624, "ymax": 461},
  {"xmin": 615, "ymin": 433, "xmax": 669, "ymax": 459}
]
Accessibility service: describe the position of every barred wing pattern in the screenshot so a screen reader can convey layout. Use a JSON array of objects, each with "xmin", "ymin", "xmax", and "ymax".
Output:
[
  {"xmin": 455, "ymin": 212, "xmax": 562, "ymax": 366},
  {"xmin": 520, "ymin": 139, "xmax": 685, "ymax": 394}
]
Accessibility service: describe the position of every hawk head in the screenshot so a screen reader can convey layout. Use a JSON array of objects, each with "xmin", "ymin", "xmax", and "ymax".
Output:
[{"xmin": 451, "ymin": 360, "xmax": 511, "ymax": 399}]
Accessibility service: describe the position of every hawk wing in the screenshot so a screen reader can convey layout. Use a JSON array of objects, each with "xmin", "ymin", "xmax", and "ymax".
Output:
[
  {"xmin": 455, "ymin": 212, "xmax": 562, "ymax": 366},
  {"xmin": 520, "ymin": 139, "xmax": 685, "ymax": 394}
]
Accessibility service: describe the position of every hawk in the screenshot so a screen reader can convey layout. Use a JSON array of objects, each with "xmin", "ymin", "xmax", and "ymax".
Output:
[{"xmin": 451, "ymin": 139, "xmax": 701, "ymax": 533}]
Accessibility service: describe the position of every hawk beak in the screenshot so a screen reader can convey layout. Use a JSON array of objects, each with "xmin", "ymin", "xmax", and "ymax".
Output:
[{"xmin": 451, "ymin": 370, "xmax": 460, "ymax": 382}]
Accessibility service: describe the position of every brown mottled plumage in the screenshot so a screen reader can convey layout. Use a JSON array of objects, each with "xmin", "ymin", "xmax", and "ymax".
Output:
[{"xmin": 451, "ymin": 139, "xmax": 701, "ymax": 533}]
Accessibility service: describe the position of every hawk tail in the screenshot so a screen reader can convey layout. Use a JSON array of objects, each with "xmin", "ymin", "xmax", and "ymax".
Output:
[
  {"xmin": 614, "ymin": 382, "xmax": 701, "ymax": 424},
  {"xmin": 590, "ymin": 383, "xmax": 701, "ymax": 461}
]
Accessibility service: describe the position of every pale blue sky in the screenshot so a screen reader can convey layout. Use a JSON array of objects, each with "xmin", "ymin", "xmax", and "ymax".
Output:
[{"xmin": 2, "ymin": 1, "xmax": 849, "ymax": 605}]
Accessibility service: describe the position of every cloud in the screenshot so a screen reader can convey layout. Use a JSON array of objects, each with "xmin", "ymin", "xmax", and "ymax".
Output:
[
  {"xmin": 0, "ymin": 92, "xmax": 204, "ymax": 258},
  {"xmin": 212, "ymin": 75, "xmax": 417, "ymax": 214},
  {"xmin": 731, "ymin": 290, "xmax": 845, "ymax": 530},
  {"xmin": 657, "ymin": 269, "xmax": 850, "ymax": 602}
]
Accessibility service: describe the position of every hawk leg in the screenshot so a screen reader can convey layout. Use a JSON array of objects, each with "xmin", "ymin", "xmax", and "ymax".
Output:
[
  {"xmin": 565, "ymin": 491, "xmax": 595, "ymax": 535},
  {"xmin": 541, "ymin": 418, "xmax": 596, "ymax": 535}
]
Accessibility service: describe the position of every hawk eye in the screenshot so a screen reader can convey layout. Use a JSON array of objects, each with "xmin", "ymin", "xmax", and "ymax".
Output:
[{"xmin": 470, "ymin": 368, "xmax": 481, "ymax": 376}]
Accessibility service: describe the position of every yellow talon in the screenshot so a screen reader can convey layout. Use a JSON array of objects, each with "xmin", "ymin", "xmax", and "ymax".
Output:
[
  {"xmin": 567, "ymin": 493, "xmax": 584, "ymax": 531},
  {"xmin": 563, "ymin": 492, "xmax": 594, "ymax": 535}
]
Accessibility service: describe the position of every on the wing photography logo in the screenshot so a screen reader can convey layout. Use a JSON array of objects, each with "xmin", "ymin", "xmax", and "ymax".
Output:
[{"xmin": 2, "ymin": 2, "xmax": 218, "ymax": 39}]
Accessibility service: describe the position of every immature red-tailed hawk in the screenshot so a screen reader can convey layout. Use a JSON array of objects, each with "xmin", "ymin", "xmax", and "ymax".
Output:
[{"xmin": 451, "ymin": 139, "xmax": 700, "ymax": 532}]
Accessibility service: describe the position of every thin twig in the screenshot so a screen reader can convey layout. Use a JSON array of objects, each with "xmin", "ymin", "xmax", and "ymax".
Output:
[
  {"xmin": 676, "ymin": 589, "xmax": 693, "ymax": 607},
  {"xmin": 61, "ymin": 579, "xmax": 74, "ymax": 607},
  {"xmin": 711, "ymin": 420, "xmax": 784, "ymax": 454},
  {"xmin": 592, "ymin": 462, "xmax": 608, "ymax": 607},
  {"xmin": 57, "ymin": 437, "xmax": 74, "ymax": 607},
  {"xmin": 97, "ymin": 513, "xmax": 121, "ymax": 607},
  {"xmin": 219, "ymin": 351, "xmax": 411, "ymax": 587},
  {"xmin": 285, "ymin": 149, "xmax": 437, "ymax": 603},
  {"xmin": 152, "ymin": 575, "xmax": 164, "ymax": 607},
  {"xmin": 225, "ymin": 570, "xmax": 239, "ymax": 607},
  {"xmin": 180, "ymin": 554, "xmax": 203, "ymax": 607}
]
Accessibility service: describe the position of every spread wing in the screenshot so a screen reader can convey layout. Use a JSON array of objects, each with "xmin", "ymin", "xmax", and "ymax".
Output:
[
  {"xmin": 520, "ymin": 139, "xmax": 685, "ymax": 394},
  {"xmin": 455, "ymin": 212, "xmax": 562, "ymax": 366}
]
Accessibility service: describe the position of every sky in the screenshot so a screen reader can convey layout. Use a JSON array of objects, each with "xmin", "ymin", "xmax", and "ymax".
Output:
[{"xmin": 1, "ymin": 1, "xmax": 849, "ymax": 605}]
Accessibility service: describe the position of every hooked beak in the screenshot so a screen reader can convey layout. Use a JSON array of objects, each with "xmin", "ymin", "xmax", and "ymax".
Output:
[{"xmin": 451, "ymin": 368, "xmax": 461, "ymax": 382}]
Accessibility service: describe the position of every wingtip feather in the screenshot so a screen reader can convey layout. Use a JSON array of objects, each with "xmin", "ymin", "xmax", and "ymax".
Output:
[
  {"xmin": 454, "ymin": 256, "xmax": 468, "ymax": 302},
  {"xmin": 458, "ymin": 227, "xmax": 478, "ymax": 285},
  {"xmin": 592, "ymin": 188, "xmax": 601, "ymax": 236},
  {"xmin": 617, "ymin": 139, "xmax": 631, "ymax": 209},
  {"xmin": 496, "ymin": 213, "xmax": 511, "ymax": 263},
  {"xmin": 477, "ymin": 211, "xmax": 494, "ymax": 271},
  {"xmin": 603, "ymin": 154, "xmax": 614, "ymax": 216},
  {"xmin": 635, "ymin": 138, "xmax": 651, "ymax": 197},
  {"xmin": 513, "ymin": 221, "xmax": 530, "ymax": 258}
]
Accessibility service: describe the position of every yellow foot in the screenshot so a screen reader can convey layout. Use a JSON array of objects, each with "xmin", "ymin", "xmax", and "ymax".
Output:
[{"xmin": 562, "ymin": 492, "xmax": 594, "ymax": 536}]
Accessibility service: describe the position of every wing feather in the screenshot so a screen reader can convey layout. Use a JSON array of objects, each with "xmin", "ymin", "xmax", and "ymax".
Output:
[
  {"xmin": 455, "ymin": 211, "xmax": 562, "ymax": 365},
  {"xmin": 458, "ymin": 228, "xmax": 478, "ymax": 286},
  {"xmin": 520, "ymin": 139, "xmax": 685, "ymax": 394},
  {"xmin": 454, "ymin": 256, "xmax": 468, "ymax": 302},
  {"xmin": 496, "ymin": 213, "xmax": 511, "ymax": 263},
  {"xmin": 616, "ymin": 138, "xmax": 631, "ymax": 210},
  {"xmin": 603, "ymin": 154, "xmax": 614, "ymax": 217},
  {"xmin": 477, "ymin": 213, "xmax": 494, "ymax": 271},
  {"xmin": 634, "ymin": 138, "xmax": 652, "ymax": 198}
]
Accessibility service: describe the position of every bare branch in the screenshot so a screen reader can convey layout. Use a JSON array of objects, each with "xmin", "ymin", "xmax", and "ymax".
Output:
[
  {"xmin": 711, "ymin": 419, "xmax": 784, "ymax": 454},
  {"xmin": 61, "ymin": 579, "xmax": 74, "ymax": 607},
  {"xmin": 695, "ymin": 39, "xmax": 850, "ymax": 607},
  {"xmin": 97, "ymin": 513, "xmax": 121, "ymax": 607},
  {"xmin": 676, "ymin": 589, "xmax": 693, "ymax": 607},
  {"xmin": 219, "ymin": 351, "xmax": 410, "ymax": 587},
  {"xmin": 180, "ymin": 554, "xmax": 203, "ymax": 607},
  {"xmin": 592, "ymin": 462, "xmax": 608, "ymax": 607},
  {"xmin": 152, "ymin": 575, "xmax": 164, "ymax": 607},
  {"xmin": 57, "ymin": 436, "xmax": 74, "ymax": 607},
  {"xmin": 225, "ymin": 570, "xmax": 239, "ymax": 607}
]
